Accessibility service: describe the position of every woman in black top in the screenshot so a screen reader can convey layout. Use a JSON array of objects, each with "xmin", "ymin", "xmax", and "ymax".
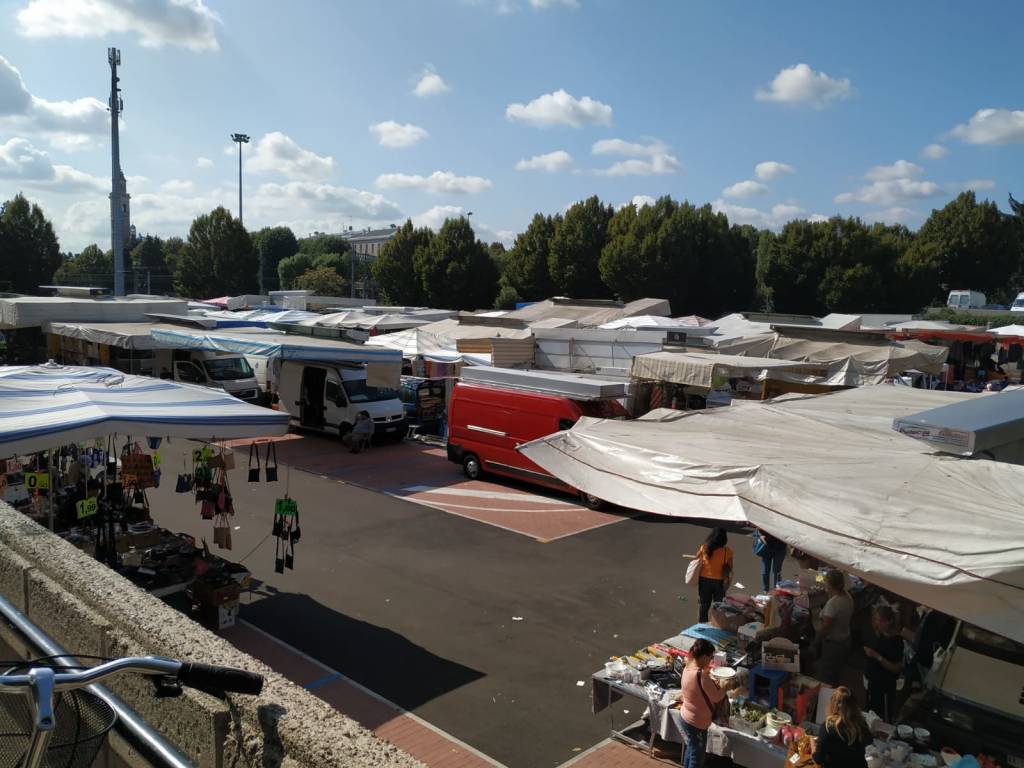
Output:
[
  {"xmin": 863, "ymin": 605, "xmax": 903, "ymax": 722},
  {"xmin": 813, "ymin": 687, "xmax": 872, "ymax": 768}
]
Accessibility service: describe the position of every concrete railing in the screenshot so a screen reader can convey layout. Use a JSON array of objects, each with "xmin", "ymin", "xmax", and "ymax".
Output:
[{"xmin": 0, "ymin": 502, "xmax": 424, "ymax": 768}]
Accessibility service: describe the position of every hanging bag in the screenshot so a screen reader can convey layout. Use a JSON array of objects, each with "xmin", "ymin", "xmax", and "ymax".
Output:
[
  {"xmin": 201, "ymin": 499, "xmax": 216, "ymax": 520},
  {"xmin": 248, "ymin": 442, "xmax": 261, "ymax": 483},
  {"xmin": 752, "ymin": 529, "xmax": 767, "ymax": 557},
  {"xmin": 685, "ymin": 546, "xmax": 704, "ymax": 587},
  {"xmin": 264, "ymin": 442, "xmax": 278, "ymax": 482}
]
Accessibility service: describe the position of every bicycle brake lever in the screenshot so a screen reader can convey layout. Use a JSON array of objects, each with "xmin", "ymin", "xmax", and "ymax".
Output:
[{"xmin": 151, "ymin": 675, "xmax": 183, "ymax": 698}]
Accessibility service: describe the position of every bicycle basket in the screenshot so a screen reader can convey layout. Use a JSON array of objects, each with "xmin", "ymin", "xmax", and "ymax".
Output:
[{"xmin": 0, "ymin": 687, "xmax": 116, "ymax": 768}]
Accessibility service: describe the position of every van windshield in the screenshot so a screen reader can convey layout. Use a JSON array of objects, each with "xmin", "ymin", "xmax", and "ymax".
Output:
[
  {"xmin": 343, "ymin": 379, "xmax": 398, "ymax": 403},
  {"xmin": 202, "ymin": 357, "xmax": 254, "ymax": 381},
  {"xmin": 958, "ymin": 624, "xmax": 1024, "ymax": 666}
]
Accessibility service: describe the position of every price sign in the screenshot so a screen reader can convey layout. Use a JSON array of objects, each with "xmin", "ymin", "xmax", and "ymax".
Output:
[
  {"xmin": 25, "ymin": 472, "xmax": 49, "ymax": 491},
  {"xmin": 274, "ymin": 498, "xmax": 298, "ymax": 518},
  {"xmin": 76, "ymin": 497, "xmax": 98, "ymax": 520},
  {"xmin": 151, "ymin": 451, "xmax": 161, "ymax": 468}
]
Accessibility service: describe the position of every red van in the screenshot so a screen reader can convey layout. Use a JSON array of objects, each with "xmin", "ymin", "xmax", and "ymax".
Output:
[{"xmin": 445, "ymin": 382, "xmax": 629, "ymax": 508}]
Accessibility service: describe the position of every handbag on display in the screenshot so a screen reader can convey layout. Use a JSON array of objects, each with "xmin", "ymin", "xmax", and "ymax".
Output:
[
  {"xmin": 248, "ymin": 442, "xmax": 261, "ymax": 482},
  {"xmin": 213, "ymin": 512, "xmax": 232, "ymax": 550},
  {"xmin": 201, "ymin": 499, "xmax": 216, "ymax": 520},
  {"xmin": 264, "ymin": 442, "xmax": 278, "ymax": 482}
]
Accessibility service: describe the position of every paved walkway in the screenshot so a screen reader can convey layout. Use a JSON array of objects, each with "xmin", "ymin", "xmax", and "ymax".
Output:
[{"xmin": 225, "ymin": 434, "xmax": 633, "ymax": 541}]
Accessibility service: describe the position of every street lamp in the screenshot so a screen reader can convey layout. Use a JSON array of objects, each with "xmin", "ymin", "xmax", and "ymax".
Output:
[{"xmin": 230, "ymin": 133, "xmax": 249, "ymax": 226}]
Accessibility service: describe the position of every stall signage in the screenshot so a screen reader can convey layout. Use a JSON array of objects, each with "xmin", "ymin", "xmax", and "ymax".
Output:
[
  {"xmin": 76, "ymin": 497, "xmax": 99, "ymax": 519},
  {"xmin": 192, "ymin": 447, "xmax": 215, "ymax": 463},
  {"xmin": 275, "ymin": 498, "xmax": 298, "ymax": 518},
  {"xmin": 25, "ymin": 472, "xmax": 49, "ymax": 491},
  {"xmin": 151, "ymin": 451, "xmax": 161, "ymax": 468}
]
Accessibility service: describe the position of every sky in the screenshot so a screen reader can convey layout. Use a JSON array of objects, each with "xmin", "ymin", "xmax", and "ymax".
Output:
[{"xmin": 0, "ymin": 0, "xmax": 1022, "ymax": 253}]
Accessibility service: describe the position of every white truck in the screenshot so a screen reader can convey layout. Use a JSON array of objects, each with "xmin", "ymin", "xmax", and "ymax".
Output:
[
  {"xmin": 277, "ymin": 360, "xmax": 406, "ymax": 443},
  {"xmin": 152, "ymin": 349, "xmax": 261, "ymax": 403},
  {"xmin": 925, "ymin": 622, "xmax": 1024, "ymax": 765},
  {"xmin": 946, "ymin": 290, "xmax": 987, "ymax": 310}
]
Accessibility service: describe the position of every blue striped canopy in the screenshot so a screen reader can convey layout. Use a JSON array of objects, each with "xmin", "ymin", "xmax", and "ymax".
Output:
[{"xmin": 0, "ymin": 364, "xmax": 289, "ymax": 456}]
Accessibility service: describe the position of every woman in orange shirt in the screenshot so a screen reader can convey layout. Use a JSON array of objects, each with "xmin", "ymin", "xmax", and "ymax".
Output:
[{"xmin": 696, "ymin": 527, "xmax": 732, "ymax": 623}]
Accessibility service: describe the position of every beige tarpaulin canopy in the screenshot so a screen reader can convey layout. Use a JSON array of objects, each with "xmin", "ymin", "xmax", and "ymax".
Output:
[
  {"xmin": 630, "ymin": 351, "xmax": 823, "ymax": 389},
  {"xmin": 519, "ymin": 386, "xmax": 1024, "ymax": 643},
  {"xmin": 769, "ymin": 336, "xmax": 949, "ymax": 385}
]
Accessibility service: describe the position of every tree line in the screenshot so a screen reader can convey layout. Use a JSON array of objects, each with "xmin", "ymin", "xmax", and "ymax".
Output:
[{"xmin": 2, "ymin": 188, "xmax": 1021, "ymax": 316}]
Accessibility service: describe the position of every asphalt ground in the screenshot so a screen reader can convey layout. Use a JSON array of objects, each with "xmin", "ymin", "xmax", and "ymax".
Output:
[{"xmin": 147, "ymin": 438, "xmax": 765, "ymax": 768}]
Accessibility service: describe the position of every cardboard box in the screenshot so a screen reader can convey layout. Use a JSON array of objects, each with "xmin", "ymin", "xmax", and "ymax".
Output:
[
  {"xmin": 739, "ymin": 622, "xmax": 764, "ymax": 644},
  {"xmin": 762, "ymin": 637, "xmax": 800, "ymax": 673}
]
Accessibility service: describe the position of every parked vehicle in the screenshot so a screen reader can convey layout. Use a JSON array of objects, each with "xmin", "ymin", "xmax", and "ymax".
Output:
[
  {"xmin": 152, "ymin": 349, "xmax": 261, "ymax": 403},
  {"xmin": 446, "ymin": 381, "xmax": 628, "ymax": 508},
  {"xmin": 398, "ymin": 376, "xmax": 447, "ymax": 434},
  {"xmin": 277, "ymin": 360, "xmax": 406, "ymax": 442},
  {"xmin": 925, "ymin": 622, "xmax": 1024, "ymax": 766},
  {"xmin": 946, "ymin": 290, "xmax": 987, "ymax": 310},
  {"xmin": 1011, "ymin": 292, "xmax": 1024, "ymax": 313}
]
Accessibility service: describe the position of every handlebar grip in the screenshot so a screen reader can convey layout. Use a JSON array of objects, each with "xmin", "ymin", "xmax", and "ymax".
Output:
[{"xmin": 178, "ymin": 662, "xmax": 264, "ymax": 696}]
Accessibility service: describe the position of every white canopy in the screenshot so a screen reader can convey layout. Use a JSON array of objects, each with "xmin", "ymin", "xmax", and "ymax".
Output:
[
  {"xmin": 1, "ymin": 296, "xmax": 188, "ymax": 330},
  {"xmin": 0, "ymin": 364, "xmax": 289, "ymax": 456},
  {"xmin": 149, "ymin": 327, "xmax": 401, "ymax": 364},
  {"xmin": 630, "ymin": 351, "xmax": 823, "ymax": 388},
  {"xmin": 988, "ymin": 325, "xmax": 1024, "ymax": 337},
  {"xmin": 599, "ymin": 315, "xmax": 706, "ymax": 331},
  {"xmin": 769, "ymin": 335, "xmax": 948, "ymax": 384},
  {"xmin": 519, "ymin": 386, "xmax": 1024, "ymax": 643},
  {"xmin": 364, "ymin": 328, "xmax": 492, "ymax": 365}
]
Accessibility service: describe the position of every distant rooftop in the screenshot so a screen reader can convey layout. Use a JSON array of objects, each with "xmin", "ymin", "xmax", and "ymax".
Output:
[{"xmin": 341, "ymin": 227, "xmax": 399, "ymax": 242}]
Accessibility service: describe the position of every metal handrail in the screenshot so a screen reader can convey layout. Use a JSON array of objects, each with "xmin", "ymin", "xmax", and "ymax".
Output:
[{"xmin": 0, "ymin": 593, "xmax": 192, "ymax": 768}]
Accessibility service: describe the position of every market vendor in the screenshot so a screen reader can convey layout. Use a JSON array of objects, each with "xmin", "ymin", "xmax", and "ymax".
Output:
[
  {"xmin": 813, "ymin": 569, "xmax": 853, "ymax": 685},
  {"xmin": 863, "ymin": 605, "xmax": 902, "ymax": 721}
]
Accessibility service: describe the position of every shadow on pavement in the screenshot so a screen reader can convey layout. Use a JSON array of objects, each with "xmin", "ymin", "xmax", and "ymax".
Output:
[{"xmin": 242, "ymin": 589, "xmax": 486, "ymax": 712}]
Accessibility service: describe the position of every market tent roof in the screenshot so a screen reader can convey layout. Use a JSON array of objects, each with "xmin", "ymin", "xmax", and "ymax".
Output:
[
  {"xmin": 503, "ymin": 297, "xmax": 671, "ymax": 327},
  {"xmin": 769, "ymin": 335, "xmax": 948, "ymax": 384},
  {"xmin": 149, "ymin": 328, "xmax": 401, "ymax": 364},
  {"xmin": 42, "ymin": 321, "xmax": 172, "ymax": 350},
  {"xmin": 364, "ymin": 328, "xmax": 492, "ymax": 365},
  {"xmin": 630, "ymin": 351, "xmax": 823, "ymax": 388},
  {"xmin": 599, "ymin": 315, "xmax": 701, "ymax": 330},
  {"xmin": 893, "ymin": 388, "xmax": 1024, "ymax": 457},
  {"xmin": 0, "ymin": 296, "xmax": 188, "ymax": 330},
  {"xmin": 0, "ymin": 364, "xmax": 288, "ymax": 456},
  {"xmin": 988, "ymin": 324, "xmax": 1024, "ymax": 337},
  {"xmin": 519, "ymin": 386, "xmax": 1024, "ymax": 643}
]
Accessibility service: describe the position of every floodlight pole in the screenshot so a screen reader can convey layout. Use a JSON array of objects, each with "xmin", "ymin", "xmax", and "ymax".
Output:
[{"xmin": 230, "ymin": 133, "xmax": 250, "ymax": 226}]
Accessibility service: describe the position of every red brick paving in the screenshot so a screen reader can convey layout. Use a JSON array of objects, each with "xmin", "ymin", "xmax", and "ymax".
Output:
[
  {"xmin": 564, "ymin": 739, "xmax": 680, "ymax": 768},
  {"xmin": 223, "ymin": 434, "xmax": 634, "ymax": 541}
]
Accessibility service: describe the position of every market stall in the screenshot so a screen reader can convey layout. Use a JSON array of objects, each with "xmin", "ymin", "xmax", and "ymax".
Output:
[{"xmin": 0, "ymin": 363, "xmax": 290, "ymax": 630}]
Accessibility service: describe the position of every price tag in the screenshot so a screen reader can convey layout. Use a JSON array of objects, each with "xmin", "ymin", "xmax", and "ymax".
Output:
[
  {"xmin": 151, "ymin": 451, "xmax": 161, "ymax": 468},
  {"xmin": 25, "ymin": 472, "xmax": 49, "ymax": 491},
  {"xmin": 275, "ymin": 498, "xmax": 298, "ymax": 517},
  {"xmin": 76, "ymin": 497, "xmax": 99, "ymax": 519}
]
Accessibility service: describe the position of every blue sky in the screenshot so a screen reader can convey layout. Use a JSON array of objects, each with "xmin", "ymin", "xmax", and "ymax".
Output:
[{"xmin": 1, "ymin": 0, "xmax": 1022, "ymax": 252}]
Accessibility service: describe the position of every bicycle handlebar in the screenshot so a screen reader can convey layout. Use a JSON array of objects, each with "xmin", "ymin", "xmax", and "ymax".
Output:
[{"xmin": 0, "ymin": 657, "xmax": 264, "ymax": 697}]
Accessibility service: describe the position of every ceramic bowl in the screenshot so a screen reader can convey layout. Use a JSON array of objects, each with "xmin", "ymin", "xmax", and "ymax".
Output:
[
  {"xmin": 759, "ymin": 726, "xmax": 779, "ymax": 742},
  {"xmin": 914, "ymin": 727, "xmax": 931, "ymax": 745}
]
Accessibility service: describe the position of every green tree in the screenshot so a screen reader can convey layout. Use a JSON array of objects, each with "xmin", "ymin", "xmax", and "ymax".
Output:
[
  {"xmin": 162, "ymin": 237, "xmax": 186, "ymax": 275},
  {"xmin": 298, "ymin": 232, "xmax": 350, "ymax": 257},
  {"xmin": 493, "ymin": 284, "xmax": 521, "ymax": 310},
  {"xmin": 415, "ymin": 217, "xmax": 498, "ymax": 310},
  {"xmin": 252, "ymin": 226, "xmax": 298, "ymax": 292},
  {"xmin": 372, "ymin": 219, "xmax": 432, "ymax": 305},
  {"xmin": 295, "ymin": 266, "xmax": 347, "ymax": 296},
  {"xmin": 500, "ymin": 213, "xmax": 558, "ymax": 301},
  {"xmin": 173, "ymin": 206, "xmax": 257, "ymax": 298},
  {"xmin": 898, "ymin": 192, "xmax": 1016, "ymax": 308},
  {"xmin": 0, "ymin": 194, "xmax": 62, "ymax": 293},
  {"xmin": 277, "ymin": 252, "xmax": 314, "ymax": 290},
  {"xmin": 52, "ymin": 244, "xmax": 113, "ymax": 289},
  {"xmin": 548, "ymin": 196, "xmax": 614, "ymax": 298},
  {"xmin": 129, "ymin": 235, "xmax": 167, "ymax": 292}
]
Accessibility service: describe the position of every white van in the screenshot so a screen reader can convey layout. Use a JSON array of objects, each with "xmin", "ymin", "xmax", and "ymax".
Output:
[
  {"xmin": 1011, "ymin": 292, "xmax": 1024, "ymax": 313},
  {"xmin": 277, "ymin": 360, "xmax": 406, "ymax": 442},
  {"xmin": 153, "ymin": 349, "xmax": 261, "ymax": 403},
  {"xmin": 946, "ymin": 290, "xmax": 987, "ymax": 309},
  {"xmin": 926, "ymin": 622, "xmax": 1024, "ymax": 764}
]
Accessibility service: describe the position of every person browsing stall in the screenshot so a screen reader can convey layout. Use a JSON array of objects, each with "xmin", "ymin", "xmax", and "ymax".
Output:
[
  {"xmin": 812, "ymin": 686, "xmax": 873, "ymax": 768},
  {"xmin": 753, "ymin": 527, "xmax": 788, "ymax": 592},
  {"xmin": 695, "ymin": 527, "xmax": 732, "ymax": 624},
  {"xmin": 678, "ymin": 639, "xmax": 730, "ymax": 768},
  {"xmin": 863, "ymin": 605, "xmax": 903, "ymax": 721},
  {"xmin": 814, "ymin": 569, "xmax": 854, "ymax": 685}
]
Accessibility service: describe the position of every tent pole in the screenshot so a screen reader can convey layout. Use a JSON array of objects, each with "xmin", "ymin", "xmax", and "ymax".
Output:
[{"xmin": 47, "ymin": 449, "xmax": 54, "ymax": 532}]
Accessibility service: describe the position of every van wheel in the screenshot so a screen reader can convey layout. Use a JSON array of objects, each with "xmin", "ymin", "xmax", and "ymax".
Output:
[
  {"xmin": 462, "ymin": 454, "xmax": 482, "ymax": 480},
  {"xmin": 580, "ymin": 492, "xmax": 605, "ymax": 510}
]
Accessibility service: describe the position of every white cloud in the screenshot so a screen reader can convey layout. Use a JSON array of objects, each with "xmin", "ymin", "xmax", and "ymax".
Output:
[
  {"xmin": 411, "ymin": 205, "xmax": 465, "ymax": 230},
  {"xmin": 506, "ymin": 89, "xmax": 612, "ymax": 128},
  {"xmin": 515, "ymin": 149, "xmax": 574, "ymax": 172},
  {"xmin": 160, "ymin": 179, "xmax": 194, "ymax": 193},
  {"xmin": 592, "ymin": 137, "xmax": 679, "ymax": 176},
  {"xmin": 754, "ymin": 161, "xmax": 794, "ymax": 181},
  {"xmin": 921, "ymin": 143, "xmax": 949, "ymax": 160},
  {"xmin": 529, "ymin": 0, "xmax": 579, "ymax": 7},
  {"xmin": 16, "ymin": 0, "xmax": 220, "ymax": 51},
  {"xmin": 245, "ymin": 132, "xmax": 334, "ymax": 181},
  {"xmin": 375, "ymin": 170, "xmax": 493, "ymax": 195},
  {"xmin": 0, "ymin": 137, "xmax": 107, "ymax": 193},
  {"xmin": 369, "ymin": 120, "xmax": 429, "ymax": 148},
  {"xmin": 865, "ymin": 207, "xmax": 925, "ymax": 226},
  {"xmin": 196, "ymin": 156, "xmax": 213, "ymax": 169},
  {"xmin": 722, "ymin": 179, "xmax": 769, "ymax": 199},
  {"xmin": 755, "ymin": 63, "xmax": 852, "ymax": 108},
  {"xmin": 712, "ymin": 199, "xmax": 807, "ymax": 229},
  {"xmin": 949, "ymin": 108, "xmax": 1024, "ymax": 145},
  {"xmin": 808, "ymin": 214, "xmax": 829, "ymax": 223},
  {"xmin": 253, "ymin": 182, "xmax": 403, "ymax": 221},
  {"xmin": 413, "ymin": 68, "xmax": 450, "ymax": 98},
  {"xmin": 628, "ymin": 194, "xmax": 656, "ymax": 209},
  {"xmin": 949, "ymin": 179, "xmax": 996, "ymax": 193},
  {"xmin": 835, "ymin": 179, "xmax": 941, "ymax": 206},
  {"xmin": 864, "ymin": 160, "xmax": 922, "ymax": 182},
  {"xmin": 0, "ymin": 54, "xmax": 109, "ymax": 150}
]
